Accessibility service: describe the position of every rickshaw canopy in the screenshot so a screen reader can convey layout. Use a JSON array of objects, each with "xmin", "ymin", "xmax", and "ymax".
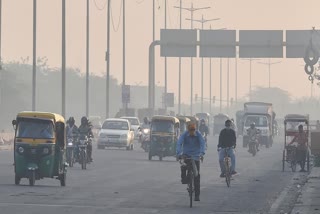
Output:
[
  {"xmin": 151, "ymin": 115, "xmax": 180, "ymax": 125},
  {"xmin": 16, "ymin": 111, "xmax": 65, "ymax": 123},
  {"xmin": 284, "ymin": 114, "xmax": 309, "ymax": 124},
  {"xmin": 176, "ymin": 116, "xmax": 191, "ymax": 123}
]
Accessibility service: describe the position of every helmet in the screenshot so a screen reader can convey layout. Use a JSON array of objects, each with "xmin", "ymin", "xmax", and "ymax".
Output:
[
  {"xmin": 250, "ymin": 123, "xmax": 255, "ymax": 128},
  {"xmin": 81, "ymin": 116, "xmax": 88, "ymax": 125},
  {"xmin": 225, "ymin": 120, "xmax": 232, "ymax": 127},
  {"xmin": 68, "ymin": 117, "xmax": 75, "ymax": 126}
]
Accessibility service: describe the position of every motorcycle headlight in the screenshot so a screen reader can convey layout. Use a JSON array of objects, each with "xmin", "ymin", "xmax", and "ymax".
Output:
[
  {"xmin": 121, "ymin": 134, "xmax": 128, "ymax": 139},
  {"xmin": 143, "ymin": 129, "xmax": 150, "ymax": 134},
  {"xmin": 68, "ymin": 142, "xmax": 73, "ymax": 146},
  {"xmin": 18, "ymin": 147, "xmax": 24, "ymax": 154},
  {"xmin": 43, "ymin": 148, "xmax": 49, "ymax": 154}
]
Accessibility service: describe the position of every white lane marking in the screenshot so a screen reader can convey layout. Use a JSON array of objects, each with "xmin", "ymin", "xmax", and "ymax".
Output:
[{"xmin": 0, "ymin": 202, "xmax": 106, "ymax": 209}]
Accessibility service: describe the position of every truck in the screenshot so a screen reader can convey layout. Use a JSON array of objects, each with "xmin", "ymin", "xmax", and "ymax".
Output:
[{"xmin": 242, "ymin": 102, "xmax": 274, "ymax": 148}]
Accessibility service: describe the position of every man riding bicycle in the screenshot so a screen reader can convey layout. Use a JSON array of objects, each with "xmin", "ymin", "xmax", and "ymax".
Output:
[
  {"xmin": 289, "ymin": 124, "xmax": 308, "ymax": 172},
  {"xmin": 176, "ymin": 121, "xmax": 205, "ymax": 202},
  {"xmin": 218, "ymin": 120, "xmax": 237, "ymax": 178}
]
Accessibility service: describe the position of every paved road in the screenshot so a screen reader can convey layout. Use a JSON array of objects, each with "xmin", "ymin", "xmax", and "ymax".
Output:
[{"xmin": 0, "ymin": 136, "xmax": 302, "ymax": 214}]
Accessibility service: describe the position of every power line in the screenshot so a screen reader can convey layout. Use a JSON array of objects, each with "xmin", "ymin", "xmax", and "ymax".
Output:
[
  {"xmin": 110, "ymin": 0, "xmax": 123, "ymax": 32},
  {"xmin": 93, "ymin": 0, "xmax": 107, "ymax": 11}
]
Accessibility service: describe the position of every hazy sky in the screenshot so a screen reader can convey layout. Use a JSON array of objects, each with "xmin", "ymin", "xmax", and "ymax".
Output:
[{"xmin": 2, "ymin": 0, "xmax": 320, "ymax": 104}]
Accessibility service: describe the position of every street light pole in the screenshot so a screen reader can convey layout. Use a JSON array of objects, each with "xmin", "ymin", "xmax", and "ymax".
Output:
[
  {"xmin": 86, "ymin": 0, "xmax": 90, "ymax": 117},
  {"xmin": 178, "ymin": 0, "xmax": 182, "ymax": 114},
  {"xmin": 220, "ymin": 58, "xmax": 222, "ymax": 113},
  {"xmin": 227, "ymin": 58, "xmax": 230, "ymax": 114},
  {"xmin": 186, "ymin": 15, "xmax": 219, "ymax": 113},
  {"xmin": 164, "ymin": 0, "xmax": 167, "ymax": 111},
  {"xmin": 174, "ymin": 4, "xmax": 210, "ymax": 115},
  {"xmin": 123, "ymin": 0, "xmax": 127, "ymax": 115},
  {"xmin": 0, "ymin": 0, "xmax": 2, "ymax": 107},
  {"xmin": 62, "ymin": 0, "xmax": 66, "ymax": 117},
  {"xmin": 32, "ymin": 0, "xmax": 37, "ymax": 111},
  {"xmin": 235, "ymin": 53, "xmax": 238, "ymax": 103},
  {"xmin": 258, "ymin": 59, "xmax": 281, "ymax": 88},
  {"xmin": 106, "ymin": 0, "xmax": 111, "ymax": 118}
]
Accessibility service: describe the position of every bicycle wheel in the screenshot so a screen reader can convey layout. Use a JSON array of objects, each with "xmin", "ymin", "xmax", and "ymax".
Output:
[
  {"xmin": 225, "ymin": 159, "xmax": 231, "ymax": 187},
  {"xmin": 189, "ymin": 171, "xmax": 194, "ymax": 208}
]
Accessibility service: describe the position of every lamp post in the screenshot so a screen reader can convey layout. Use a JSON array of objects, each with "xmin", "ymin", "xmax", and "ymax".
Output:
[
  {"xmin": 174, "ymin": 3, "xmax": 210, "ymax": 115},
  {"xmin": 186, "ymin": 15, "xmax": 219, "ymax": 113}
]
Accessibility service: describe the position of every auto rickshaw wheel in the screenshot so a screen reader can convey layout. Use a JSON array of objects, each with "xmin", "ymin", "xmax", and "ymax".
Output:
[
  {"xmin": 148, "ymin": 153, "xmax": 152, "ymax": 161},
  {"xmin": 29, "ymin": 171, "xmax": 35, "ymax": 186},
  {"xmin": 282, "ymin": 150, "xmax": 285, "ymax": 172},
  {"xmin": 60, "ymin": 173, "xmax": 66, "ymax": 187},
  {"xmin": 159, "ymin": 154, "xmax": 163, "ymax": 161},
  {"xmin": 81, "ymin": 151, "xmax": 87, "ymax": 170},
  {"xmin": 130, "ymin": 143, "xmax": 134, "ymax": 151},
  {"xmin": 15, "ymin": 175, "xmax": 20, "ymax": 185}
]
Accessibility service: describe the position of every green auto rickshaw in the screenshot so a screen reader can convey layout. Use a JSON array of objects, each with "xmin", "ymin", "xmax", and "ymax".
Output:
[
  {"xmin": 177, "ymin": 116, "xmax": 191, "ymax": 134},
  {"xmin": 12, "ymin": 112, "xmax": 67, "ymax": 186},
  {"xmin": 148, "ymin": 116, "xmax": 180, "ymax": 161}
]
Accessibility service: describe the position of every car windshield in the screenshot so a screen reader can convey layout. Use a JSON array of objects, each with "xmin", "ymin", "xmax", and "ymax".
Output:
[
  {"xmin": 245, "ymin": 116, "xmax": 268, "ymax": 127},
  {"xmin": 123, "ymin": 118, "xmax": 139, "ymax": 125},
  {"xmin": 151, "ymin": 121, "xmax": 174, "ymax": 133},
  {"xmin": 102, "ymin": 121, "xmax": 129, "ymax": 130},
  {"xmin": 16, "ymin": 119, "xmax": 54, "ymax": 139}
]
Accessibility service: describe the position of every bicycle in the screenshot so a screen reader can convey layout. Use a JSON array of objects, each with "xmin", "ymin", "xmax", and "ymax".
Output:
[
  {"xmin": 220, "ymin": 147, "xmax": 233, "ymax": 187},
  {"xmin": 179, "ymin": 155, "xmax": 199, "ymax": 208}
]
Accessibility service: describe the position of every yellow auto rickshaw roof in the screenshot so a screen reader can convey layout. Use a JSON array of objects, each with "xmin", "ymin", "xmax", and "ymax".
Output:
[
  {"xmin": 152, "ymin": 115, "xmax": 180, "ymax": 124},
  {"xmin": 176, "ymin": 116, "xmax": 191, "ymax": 123},
  {"xmin": 17, "ymin": 111, "xmax": 65, "ymax": 123},
  {"xmin": 185, "ymin": 116, "xmax": 199, "ymax": 121}
]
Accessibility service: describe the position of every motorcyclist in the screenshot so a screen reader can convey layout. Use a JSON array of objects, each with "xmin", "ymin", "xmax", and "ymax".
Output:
[
  {"xmin": 199, "ymin": 119, "xmax": 209, "ymax": 137},
  {"xmin": 66, "ymin": 117, "xmax": 78, "ymax": 139},
  {"xmin": 247, "ymin": 122, "xmax": 259, "ymax": 152},
  {"xmin": 218, "ymin": 120, "xmax": 237, "ymax": 177},
  {"xmin": 176, "ymin": 121, "xmax": 205, "ymax": 202},
  {"xmin": 78, "ymin": 116, "xmax": 94, "ymax": 162},
  {"xmin": 140, "ymin": 117, "xmax": 150, "ymax": 129},
  {"xmin": 289, "ymin": 124, "xmax": 308, "ymax": 172}
]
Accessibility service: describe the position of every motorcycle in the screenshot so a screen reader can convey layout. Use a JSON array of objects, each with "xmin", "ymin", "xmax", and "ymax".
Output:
[
  {"xmin": 248, "ymin": 131, "xmax": 260, "ymax": 156},
  {"xmin": 78, "ymin": 135, "xmax": 88, "ymax": 170},
  {"xmin": 202, "ymin": 133, "xmax": 208, "ymax": 150},
  {"xmin": 66, "ymin": 137, "xmax": 75, "ymax": 167},
  {"xmin": 140, "ymin": 128, "xmax": 150, "ymax": 152}
]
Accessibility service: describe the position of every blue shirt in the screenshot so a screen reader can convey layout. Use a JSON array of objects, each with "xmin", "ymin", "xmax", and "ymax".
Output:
[{"xmin": 176, "ymin": 130, "xmax": 205, "ymax": 160}]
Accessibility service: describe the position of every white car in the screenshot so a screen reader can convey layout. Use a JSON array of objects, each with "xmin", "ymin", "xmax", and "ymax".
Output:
[
  {"xmin": 121, "ymin": 117, "xmax": 141, "ymax": 140},
  {"xmin": 97, "ymin": 118, "xmax": 134, "ymax": 150}
]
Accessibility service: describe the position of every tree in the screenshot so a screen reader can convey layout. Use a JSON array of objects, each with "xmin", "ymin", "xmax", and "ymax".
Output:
[{"xmin": 250, "ymin": 87, "xmax": 291, "ymax": 118}]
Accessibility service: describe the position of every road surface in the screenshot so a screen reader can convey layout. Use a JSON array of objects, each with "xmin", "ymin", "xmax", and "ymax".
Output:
[{"xmin": 0, "ymin": 136, "xmax": 305, "ymax": 214}]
